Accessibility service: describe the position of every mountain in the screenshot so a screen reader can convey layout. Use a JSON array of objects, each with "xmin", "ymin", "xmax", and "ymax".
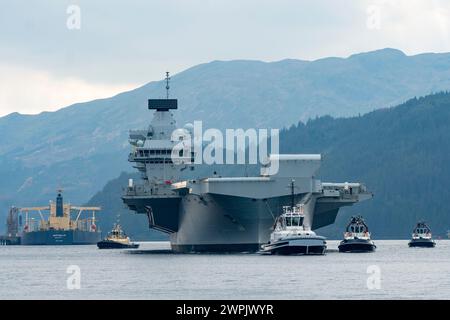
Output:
[
  {"xmin": 89, "ymin": 92, "xmax": 450, "ymax": 239},
  {"xmin": 2, "ymin": 48, "xmax": 450, "ymax": 230}
]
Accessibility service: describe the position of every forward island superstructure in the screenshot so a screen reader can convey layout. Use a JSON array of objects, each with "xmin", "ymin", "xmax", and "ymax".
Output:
[{"xmin": 122, "ymin": 74, "xmax": 373, "ymax": 252}]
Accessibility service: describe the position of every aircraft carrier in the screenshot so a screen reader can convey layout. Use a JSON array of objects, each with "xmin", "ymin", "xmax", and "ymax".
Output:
[{"xmin": 122, "ymin": 73, "xmax": 373, "ymax": 252}]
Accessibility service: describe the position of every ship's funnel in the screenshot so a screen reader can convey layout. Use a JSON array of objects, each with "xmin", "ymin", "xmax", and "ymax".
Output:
[{"xmin": 56, "ymin": 192, "xmax": 64, "ymax": 217}]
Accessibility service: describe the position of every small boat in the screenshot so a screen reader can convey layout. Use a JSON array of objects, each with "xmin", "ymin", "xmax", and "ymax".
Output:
[
  {"xmin": 338, "ymin": 216, "xmax": 376, "ymax": 253},
  {"xmin": 97, "ymin": 224, "xmax": 139, "ymax": 249},
  {"xmin": 408, "ymin": 221, "xmax": 436, "ymax": 248},
  {"xmin": 261, "ymin": 203, "xmax": 326, "ymax": 255}
]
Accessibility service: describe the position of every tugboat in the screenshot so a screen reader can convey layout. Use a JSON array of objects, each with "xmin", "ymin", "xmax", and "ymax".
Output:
[
  {"xmin": 338, "ymin": 216, "xmax": 376, "ymax": 253},
  {"xmin": 408, "ymin": 221, "xmax": 436, "ymax": 248},
  {"xmin": 260, "ymin": 181, "xmax": 327, "ymax": 255},
  {"xmin": 97, "ymin": 224, "xmax": 139, "ymax": 249},
  {"xmin": 261, "ymin": 205, "xmax": 327, "ymax": 255}
]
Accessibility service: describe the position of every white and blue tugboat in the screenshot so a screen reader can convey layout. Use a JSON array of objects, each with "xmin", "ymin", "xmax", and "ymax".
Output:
[
  {"xmin": 261, "ymin": 205, "xmax": 327, "ymax": 255},
  {"xmin": 338, "ymin": 216, "xmax": 376, "ymax": 253},
  {"xmin": 261, "ymin": 181, "xmax": 327, "ymax": 255},
  {"xmin": 408, "ymin": 221, "xmax": 436, "ymax": 248}
]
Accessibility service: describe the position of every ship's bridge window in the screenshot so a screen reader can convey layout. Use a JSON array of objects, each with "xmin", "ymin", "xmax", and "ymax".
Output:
[
  {"xmin": 286, "ymin": 218, "xmax": 292, "ymax": 227},
  {"xmin": 285, "ymin": 216, "xmax": 302, "ymax": 227},
  {"xmin": 291, "ymin": 216, "xmax": 303, "ymax": 226}
]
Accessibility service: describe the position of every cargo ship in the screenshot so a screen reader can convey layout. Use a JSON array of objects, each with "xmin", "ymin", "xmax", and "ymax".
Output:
[{"xmin": 19, "ymin": 191, "xmax": 101, "ymax": 245}]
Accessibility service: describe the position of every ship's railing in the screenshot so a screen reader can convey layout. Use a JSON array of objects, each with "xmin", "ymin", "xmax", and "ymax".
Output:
[
  {"xmin": 25, "ymin": 219, "xmax": 39, "ymax": 232},
  {"xmin": 128, "ymin": 149, "xmax": 194, "ymax": 164},
  {"xmin": 75, "ymin": 218, "xmax": 96, "ymax": 232},
  {"xmin": 124, "ymin": 183, "xmax": 179, "ymax": 198},
  {"xmin": 123, "ymin": 184, "xmax": 154, "ymax": 196},
  {"xmin": 322, "ymin": 183, "xmax": 369, "ymax": 199},
  {"xmin": 344, "ymin": 231, "xmax": 371, "ymax": 239}
]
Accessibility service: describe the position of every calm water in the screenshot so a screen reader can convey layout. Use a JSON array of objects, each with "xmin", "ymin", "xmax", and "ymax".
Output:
[{"xmin": 1, "ymin": 240, "xmax": 449, "ymax": 300}]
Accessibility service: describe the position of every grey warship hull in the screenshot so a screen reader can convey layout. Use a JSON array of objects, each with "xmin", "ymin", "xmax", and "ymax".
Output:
[{"xmin": 123, "ymin": 180, "xmax": 370, "ymax": 253}]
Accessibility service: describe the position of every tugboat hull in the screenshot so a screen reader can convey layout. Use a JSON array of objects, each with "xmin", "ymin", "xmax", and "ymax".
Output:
[
  {"xmin": 97, "ymin": 240, "xmax": 139, "ymax": 249},
  {"xmin": 408, "ymin": 239, "xmax": 435, "ymax": 248},
  {"xmin": 338, "ymin": 239, "xmax": 376, "ymax": 253},
  {"xmin": 262, "ymin": 237, "xmax": 327, "ymax": 255}
]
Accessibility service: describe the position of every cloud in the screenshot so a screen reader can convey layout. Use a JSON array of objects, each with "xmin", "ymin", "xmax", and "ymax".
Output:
[
  {"xmin": 372, "ymin": 0, "xmax": 450, "ymax": 52},
  {"xmin": 0, "ymin": 63, "xmax": 137, "ymax": 117},
  {"xmin": 0, "ymin": 0, "xmax": 449, "ymax": 116}
]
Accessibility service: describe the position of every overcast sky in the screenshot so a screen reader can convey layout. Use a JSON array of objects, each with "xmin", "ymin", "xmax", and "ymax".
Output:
[{"xmin": 0, "ymin": 0, "xmax": 449, "ymax": 116}]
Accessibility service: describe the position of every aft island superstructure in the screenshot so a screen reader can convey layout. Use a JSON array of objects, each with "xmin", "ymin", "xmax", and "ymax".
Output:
[{"xmin": 122, "ymin": 74, "xmax": 373, "ymax": 252}]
